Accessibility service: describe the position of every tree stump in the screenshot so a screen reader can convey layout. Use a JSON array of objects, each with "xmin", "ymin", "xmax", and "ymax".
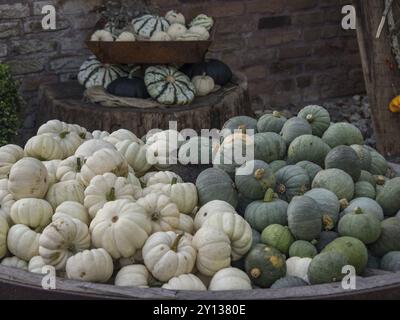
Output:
[{"xmin": 38, "ymin": 73, "xmax": 253, "ymax": 137}]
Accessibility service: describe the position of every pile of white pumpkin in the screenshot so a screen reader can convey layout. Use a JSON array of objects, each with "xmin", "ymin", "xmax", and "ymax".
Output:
[
  {"xmin": 91, "ymin": 12, "xmax": 214, "ymax": 42},
  {"xmin": 0, "ymin": 120, "xmax": 254, "ymax": 291}
]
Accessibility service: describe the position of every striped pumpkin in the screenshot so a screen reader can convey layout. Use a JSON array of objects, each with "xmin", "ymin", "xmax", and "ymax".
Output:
[
  {"xmin": 189, "ymin": 14, "xmax": 214, "ymax": 31},
  {"xmin": 132, "ymin": 15, "xmax": 170, "ymax": 39},
  {"xmin": 144, "ymin": 66, "xmax": 196, "ymax": 105},
  {"xmin": 78, "ymin": 56, "xmax": 129, "ymax": 89}
]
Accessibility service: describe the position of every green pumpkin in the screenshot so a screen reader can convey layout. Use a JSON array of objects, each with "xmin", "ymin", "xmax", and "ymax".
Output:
[
  {"xmin": 338, "ymin": 207, "xmax": 381, "ymax": 244},
  {"xmin": 298, "ymin": 105, "xmax": 331, "ymax": 137},
  {"xmin": 254, "ymin": 132, "xmax": 287, "ymax": 163},
  {"xmin": 289, "ymin": 240, "xmax": 317, "ymax": 258},
  {"xmin": 222, "ymin": 116, "xmax": 258, "ymax": 135},
  {"xmin": 257, "ymin": 111, "xmax": 287, "ymax": 134},
  {"xmin": 315, "ymin": 231, "xmax": 339, "ymax": 252},
  {"xmin": 380, "ymin": 251, "xmax": 400, "ymax": 272},
  {"xmin": 341, "ymin": 197, "xmax": 384, "ymax": 221},
  {"xmin": 350, "ymin": 145, "xmax": 372, "ymax": 171},
  {"xmin": 358, "ymin": 170, "xmax": 376, "ymax": 187},
  {"xmin": 324, "ymin": 145, "xmax": 362, "ymax": 181},
  {"xmin": 312, "ymin": 169, "xmax": 354, "ymax": 201},
  {"xmin": 245, "ymin": 244, "xmax": 287, "ymax": 288},
  {"xmin": 322, "ymin": 236, "xmax": 368, "ymax": 274},
  {"xmin": 261, "ymin": 224, "xmax": 294, "ymax": 255},
  {"xmin": 367, "ymin": 251, "xmax": 381, "ymax": 269},
  {"xmin": 296, "ymin": 161, "xmax": 322, "ymax": 181},
  {"xmin": 305, "ymin": 188, "xmax": 340, "ymax": 230},
  {"xmin": 269, "ymin": 160, "xmax": 287, "ymax": 173},
  {"xmin": 235, "ymin": 160, "xmax": 276, "ymax": 200},
  {"xmin": 271, "ymin": 276, "xmax": 308, "ymax": 289},
  {"xmin": 287, "ymin": 135, "xmax": 331, "ymax": 167},
  {"xmin": 354, "ymin": 181, "xmax": 376, "ymax": 199},
  {"xmin": 236, "ymin": 193, "xmax": 254, "ymax": 216},
  {"xmin": 280, "ymin": 117, "xmax": 312, "ymax": 145},
  {"xmin": 376, "ymin": 177, "xmax": 400, "ymax": 216},
  {"xmin": 251, "ymin": 229, "xmax": 261, "ymax": 248},
  {"xmin": 196, "ymin": 167, "xmax": 238, "ymax": 208},
  {"xmin": 308, "ymin": 251, "xmax": 348, "ymax": 285},
  {"xmin": 366, "ymin": 146, "xmax": 388, "ymax": 176},
  {"xmin": 287, "ymin": 196, "xmax": 322, "ymax": 241},
  {"xmin": 322, "ymin": 122, "xmax": 364, "ymax": 148},
  {"xmin": 369, "ymin": 218, "xmax": 400, "ymax": 257},
  {"xmin": 274, "ymin": 165, "xmax": 310, "ymax": 202}
]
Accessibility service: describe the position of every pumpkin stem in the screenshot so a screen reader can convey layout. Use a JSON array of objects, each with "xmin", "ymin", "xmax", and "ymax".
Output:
[
  {"xmin": 376, "ymin": 175, "xmax": 386, "ymax": 185},
  {"xmin": 171, "ymin": 177, "xmax": 178, "ymax": 185},
  {"xmin": 306, "ymin": 114, "xmax": 314, "ymax": 123},
  {"xmin": 339, "ymin": 198, "xmax": 349, "ymax": 210},
  {"xmin": 254, "ymin": 168, "xmax": 265, "ymax": 180},
  {"xmin": 354, "ymin": 207, "xmax": 363, "ymax": 215},
  {"xmin": 263, "ymin": 188, "xmax": 275, "ymax": 202},
  {"xmin": 322, "ymin": 214, "xmax": 334, "ymax": 231},
  {"xmin": 277, "ymin": 184, "xmax": 286, "ymax": 194},
  {"xmin": 79, "ymin": 132, "xmax": 86, "ymax": 139},
  {"xmin": 272, "ymin": 111, "xmax": 281, "ymax": 118},
  {"xmin": 166, "ymin": 75, "xmax": 176, "ymax": 83},
  {"xmin": 171, "ymin": 233, "xmax": 184, "ymax": 252},
  {"xmin": 250, "ymin": 268, "xmax": 261, "ymax": 279},
  {"xmin": 238, "ymin": 124, "xmax": 247, "ymax": 134},
  {"xmin": 76, "ymin": 157, "xmax": 82, "ymax": 172},
  {"xmin": 107, "ymin": 187, "xmax": 116, "ymax": 201},
  {"xmin": 59, "ymin": 131, "xmax": 70, "ymax": 139}
]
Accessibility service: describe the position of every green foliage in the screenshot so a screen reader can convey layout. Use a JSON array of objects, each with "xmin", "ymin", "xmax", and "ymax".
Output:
[{"xmin": 0, "ymin": 64, "xmax": 22, "ymax": 146}]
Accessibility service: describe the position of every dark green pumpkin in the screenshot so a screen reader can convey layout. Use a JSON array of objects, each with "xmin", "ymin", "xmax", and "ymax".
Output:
[
  {"xmin": 324, "ymin": 145, "xmax": 362, "ymax": 181},
  {"xmin": 180, "ymin": 59, "xmax": 233, "ymax": 86},
  {"xmin": 287, "ymin": 196, "xmax": 322, "ymax": 241},
  {"xmin": 296, "ymin": 161, "xmax": 322, "ymax": 181},
  {"xmin": 341, "ymin": 197, "xmax": 384, "ymax": 221},
  {"xmin": 365, "ymin": 146, "xmax": 388, "ymax": 176},
  {"xmin": 245, "ymin": 244, "xmax": 287, "ymax": 288},
  {"xmin": 322, "ymin": 122, "xmax": 364, "ymax": 148},
  {"xmin": 280, "ymin": 117, "xmax": 312, "ymax": 145},
  {"xmin": 274, "ymin": 165, "xmax": 310, "ymax": 202},
  {"xmin": 322, "ymin": 236, "xmax": 368, "ymax": 274},
  {"xmin": 222, "ymin": 116, "xmax": 258, "ymax": 136},
  {"xmin": 261, "ymin": 224, "xmax": 294, "ymax": 255},
  {"xmin": 107, "ymin": 76, "xmax": 150, "ymax": 98},
  {"xmin": 271, "ymin": 276, "xmax": 308, "ymax": 289},
  {"xmin": 251, "ymin": 229, "xmax": 261, "ymax": 248},
  {"xmin": 307, "ymin": 251, "xmax": 348, "ymax": 285},
  {"xmin": 369, "ymin": 217, "xmax": 400, "ymax": 257},
  {"xmin": 298, "ymin": 105, "xmax": 331, "ymax": 137},
  {"xmin": 358, "ymin": 170, "xmax": 376, "ymax": 187},
  {"xmin": 269, "ymin": 160, "xmax": 287, "ymax": 173},
  {"xmin": 287, "ymin": 135, "xmax": 331, "ymax": 167},
  {"xmin": 376, "ymin": 177, "xmax": 400, "ymax": 216},
  {"xmin": 380, "ymin": 251, "xmax": 400, "ymax": 272},
  {"xmin": 196, "ymin": 167, "xmax": 238, "ymax": 208},
  {"xmin": 350, "ymin": 145, "xmax": 372, "ymax": 171},
  {"xmin": 244, "ymin": 189, "xmax": 288, "ymax": 232},
  {"xmin": 367, "ymin": 251, "xmax": 381, "ymax": 269},
  {"xmin": 312, "ymin": 169, "xmax": 354, "ymax": 201},
  {"xmin": 354, "ymin": 181, "xmax": 376, "ymax": 199},
  {"xmin": 257, "ymin": 111, "xmax": 287, "ymax": 134},
  {"xmin": 254, "ymin": 132, "xmax": 287, "ymax": 164},
  {"xmin": 315, "ymin": 231, "xmax": 339, "ymax": 252},
  {"xmin": 236, "ymin": 193, "xmax": 254, "ymax": 216},
  {"xmin": 338, "ymin": 207, "xmax": 381, "ymax": 244},
  {"xmin": 235, "ymin": 160, "xmax": 276, "ymax": 200},
  {"xmin": 289, "ymin": 240, "xmax": 317, "ymax": 258}
]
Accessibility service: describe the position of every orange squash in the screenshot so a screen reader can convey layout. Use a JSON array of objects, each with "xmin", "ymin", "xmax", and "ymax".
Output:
[{"xmin": 389, "ymin": 95, "xmax": 400, "ymax": 113}]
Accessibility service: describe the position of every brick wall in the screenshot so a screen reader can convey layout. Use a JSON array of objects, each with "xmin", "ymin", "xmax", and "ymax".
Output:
[{"xmin": 0, "ymin": 0, "xmax": 365, "ymax": 141}]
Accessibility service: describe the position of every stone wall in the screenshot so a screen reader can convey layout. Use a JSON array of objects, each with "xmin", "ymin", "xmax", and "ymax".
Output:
[{"xmin": 0, "ymin": 0, "xmax": 365, "ymax": 141}]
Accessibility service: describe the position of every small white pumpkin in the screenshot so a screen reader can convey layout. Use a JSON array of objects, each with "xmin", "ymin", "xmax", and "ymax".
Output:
[
  {"xmin": 0, "ymin": 179, "xmax": 7, "ymax": 191},
  {"xmin": 24, "ymin": 135, "xmax": 64, "ymax": 161},
  {"xmin": 39, "ymin": 216, "xmax": 91, "ymax": 270},
  {"xmin": 46, "ymin": 180, "xmax": 85, "ymax": 209},
  {"xmin": 56, "ymin": 155, "xmax": 85, "ymax": 182},
  {"xmin": 165, "ymin": 10, "xmax": 186, "ymax": 25},
  {"xmin": 53, "ymin": 201, "xmax": 90, "ymax": 226},
  {"xmin": 0, "ymin": 189, "xmax": 14, "ymax": 224},
  {"xmin": 286, "ymin": 257, "xmax": 312, "ymax": 283},
  {"xmin": 104, "ymin": 129, "xmax": 142, "ymax": 146},
  {"xmin": 91, "ymin": 130, "xmax": 110, "ymax": 140},
  {"xmin": 192, "ymin": 227, "xmax": 231, "ymax": 276},
  {"xmin": 68, "ymin": 124, "xmax": 92, "ymax": 140},
  {"xmin": 0, "ymin": 215, "xmax": 9, "ymax": 259},
  {"xmin": 74, "ymin": 139, "xmax": 115, "ymax": 158},
  {"xmin": 142, "ymin": 231, "xmax": 196, "ymax": 282},
  {"xmin": 28, "ymin": 256, "xmax": 46, "ymax": 274},
  {"xmin": 1, "ymin": 256, "xmax": 28, "ymax": 270},
  {"xmin": 167, "ymin": 23, "xmax": 187, "ymax": 40},
  {"xmin": 10, "ymin": 199, "xmax": 53, "ymax": 232},
  {"xmin": 0, "ymin": 144, "xmax": 24, "ymax": 179},
  {"xmin": 194, "ymin": 200, "xmax": 236, "ymax": 231},
  {"xmin": 192, "ymin": 74, "xmax": 215, "ymax": 97},
  {"xmin": 42, "ymin": 160, "xmax": 62, "ymax": 186},
  {"xmin": 188, "ymin": 26, "xmax": 210, "ymax": 40},
  {"xmin": 175, "ymin": 213, "xmax": 194, "ymax": 234},
  {"xmin": 84, "ymin": 173, "xmax": 136, "ymax": 219},
  {"xmin": 126, "ymin": 172, "xmax": 143, "ymax": 199},
  {"xmin": 116, "ymin": 140, "xmax": 151, "ymax": 176},
  {"xmin": 209, "ymin": 267, "xmax": 252, "ymax": 291},
  {"xmin": 66, "ymin": 248, "xmax": 113, "ymax": 283},
  {"xmin": 116, "ymin": 31, "xmax": 136, "ymax": 42},
  {"xmin": 7, "ymin": 224, "xmax": 40, "ymax": 261},
  {"xmin": 115, "ymin": 264, "xmax": 150, "ymax": 288},
  {"xmin": 8, "ymin": 158, "xmax": 49, "ymax": 200},
  {"xmin": 189, "ymin": 14, "xmax": 214, "ymax": 31},
  {"xmin": 162, "ymin": 274, "xmax": 207, "ymax": 291},
  {"xmin": 141, "ymin": 171, "xmax": 183, "ymax": 187},
  {"xmin": 91, "ymin": 29, "xmax": 114, "ymax": 42},
  {"xmin": 90, "ymin": 200, "xmax": 151, "ymax": 259},
  {"xmin": 150, "ymin": 31, "xmax": 172, "ymax": 41}
]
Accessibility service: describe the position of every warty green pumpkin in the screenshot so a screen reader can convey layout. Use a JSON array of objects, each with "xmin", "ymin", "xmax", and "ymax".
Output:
[
  {"xmin": 380, "ymin": 251, "xmax": 400, "ymax": 272},
  {"xmin": 369, "ymin": 217, "xmax": 400, "ymax": 257},
  {"xmin": 376, "ymin": 177, "xmax": 400, "ymax": 216},
  {"xmin": 307, "ymin": 251, "xmax": 348, "ymax": 285},
  {"xmin": 253, "ymin": 132, "xmax": 287, "ymax": 164},
  {"xmin": 296, "ymin": 161, "xmax": 322, "ymax": 181},
  {"xmin": 257, "ymin": 111, "xmax": 287, "ymax": 134},
  {"xmin": 261, "ymin": 224, "xmax": 294, "ymax": 255},
  {"xmin": 312, "ymin": 169, "xmax": 354, "ymax": 201},
  {"xmin": 297, "ymin": 105, "xmax": 331, "ymax": 137},
  {"xmin": 289, "ymin": 240, "xmax": 317, "ymax": 258},
  {"xmin": 354, "ymin": 181, "xmax": 376, "ymax": 199},
  {"xmin": 322, "ymin": 122, "xmax": 364, "ymax": 148},
  {"xmin": 274, "ymin": 165, "xmax": 310, "ymax": 202},
  {"xmin": 280, "ymin": 117, "xmax": 312, "ymax": 145},
  {"xmin": 305, "ymin": 188, "xmax": 340, "ymax": 230},
  {"xmin": 287, "ymin": 135, "xmax": 331, "ymax": 167}
]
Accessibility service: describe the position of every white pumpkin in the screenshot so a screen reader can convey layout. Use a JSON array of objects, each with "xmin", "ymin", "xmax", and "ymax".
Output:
[
  {"xmin": 192, "ymin": 74, "xmax": 215, "ymax": 96},
  {"xmin": 84, "ymin": 173, "xmax": 136, "ymax": 219},
  {"xmin": 165, "ymin": 10, "xmax": 186, "ymax": 25},
  {"xmin": 28, "ymin": 256, "xmax": 46, "ymax": 274},
  {"xmin": 0, "ymin": 189, "xmax": 14, "ymax": 224},
  {"xmin": 115, "ymin": 264, "xmax": 150, "ymax": 288},
  {"xmin": 56, "ymin": 155, "xmax": 85, "ymax": 182},
  {"xmin": 68, "ymin": 124, "xmax": 92, "ymax": 140},
  {"xmin": 7, "ymin": 224, "xmax": 40, "ymax": 261},
  {"xmin": 126, "ymin": 172, "xmax": 143, "ymax": 199},
  {"xmin": 175, "ymin": 213, "xmax": 194, "ymax": 234},
  {"xmin": 91, "ymin": 29, "xmax": 114, "ymax": 42},
  {"xmin": 116, "ymin": 140, "xmax": 151, "ymax": 176},
  {"xmin": 116, "ymin": 249, "xmax": 144, "ymax": 268},
  {"xmin": 8, "ymin": 158, "xmax": 49, "ymax": 200},
  {"xmin": 74, "ymin": 139, "xmax": 115, "ymax": 158},
  {"xmin": 10, "ymin": 199, "xmax": 53, "ymax": 232},
  {"xmin": 43, "ymin": 160, "xmax": 62, "ymax": 186},
  {"xmin": 150, "ymin": 31, "xmax": 172, "ymax": 41},
  {"xmin": 209, "ymin": 267, "xmax": 252, "ymax": 291},
  {"xmin": 167, "ymin": 23, "xmax": 187, "ymax": 40},
  {"xmin": 192, "ymin": 227, "xmax": 231, "ymax": 276},
  {"xmin": 286, "ymin": 257, "xmax": 312, "ymax": 283},
  {"xmin": 136, "ymin": 193, "xmax": 181, "ymax": 233},
  {"xmin": 90, "ymin": 200, "xmax": 151, "ymax": 259},
  {"xmin": 53, "ymin": 201, "xmax": 90, "ymax": 226},
  {"xmin": 188, "ymin": 26, "xmax": 210, "ymax": 40},
  {"xmin": 39, "ymin": 216, "xmax": 91, "ymax": 270},
  {"xmin": 116, "ymin": 31, "xmax": 136, "ymax": 42},
  {"xmin": 91, "ymin": 130, "xmax": 110, "ymax": 140},
  {"xmin": 142, "ymin": 231, "xmax": 196, "ymax": 282},
  {"xmin": 162, "ymin": 274, "xmax": 206, "ymax": 291},
  {"xmin": 0, "ymin": 144, "xmax": 24, "ymax": 179},
  {"xmin": 46, "ymin": 180, "xmax": 85, "ymax": 209},
  {"xmin": 80, "ymin": 148, "xmax": 129, "ymax": 186},
  {"xmin": 189, "ymin": 14, "xmax": 214, "ymax": 31},
  {"xmin": 194, "ymin": 200, "xmax": 236, "ymax": 231},
  {"xmin": 0, "ymin": 215, "xmax": 9, "ymax": 259},
  {"xmin": 203, "ymin": 211, "xmax": 252, "ymax": 261},
  {"xmin": 105, "ymin": 129, "xmax": 142, "ymax": 146},
  {"xmin": 141, "ymin": 171, "xmax": 183, "ymax": 187},
  {"xmin": 66, "ymin": 248, "xmax": 113, "ymax": 283},
  {"xmin": 24, "ymin": 135, "xmax": 64, "ymax": 161},
  {"xmin": 1, "ymin": 256, "xmax": 28, "ymax": 270},
  {"xmin": 0, "ymin": 179, "xmax": 8, "ymax": 191}
]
